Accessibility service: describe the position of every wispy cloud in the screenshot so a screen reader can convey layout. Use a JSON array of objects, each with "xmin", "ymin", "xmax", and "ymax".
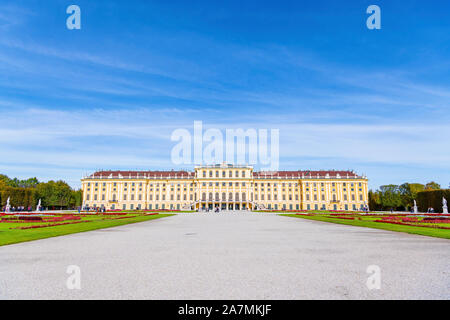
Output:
[{"xmin": 0, "ymin": 1, "xmax": 449, "ymax": 189}]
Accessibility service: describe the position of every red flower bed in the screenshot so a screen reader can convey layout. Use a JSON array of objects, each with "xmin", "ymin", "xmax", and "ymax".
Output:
[
  {"xmin": 101, "ymin": 215, "xmax": 138, "ymax": 220},
  {"xmin": 11, "ymin": 220, "xmax": 91, "ymax": 230},
  {"xmin": 374, "ymin": 220, "xmax": 450, "ymax": 230},
  {"xmin": 1, "ymin": 215, "xmax": 82, "ymax": 223}
]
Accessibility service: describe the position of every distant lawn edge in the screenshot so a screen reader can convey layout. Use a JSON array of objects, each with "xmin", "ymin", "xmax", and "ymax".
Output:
[
  {"xmin": 0, "ymin": 214, "xmax": 174, "ymax": 247},
  {"xmin": 281, "ymin": 214, "xmax": 450, "ymax": 240}
]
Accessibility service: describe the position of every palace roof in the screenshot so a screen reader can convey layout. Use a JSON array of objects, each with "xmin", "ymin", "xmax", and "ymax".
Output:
[{"xmin": 86, "ymin": 169, "xmax": 364, "ymax": 180}]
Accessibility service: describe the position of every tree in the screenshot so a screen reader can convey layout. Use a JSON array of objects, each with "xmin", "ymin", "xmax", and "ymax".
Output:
[
  {"xmin": 399, "ymin": 183, "xmax": 425, "ymax": 209},
  {"xmin": 425, "ymin": 181, "xmax": 441, "ymax": 190},
  {"xmin": 368, "ymin": 190, "xmax": 382, "ymax": 210},
  {"xmin": 34, "ymin": 180, "xmax": 74, "ymax": 209},
  {"xmin": 379, "ymin": 185, "xmax": 403, "ymax": 209}
]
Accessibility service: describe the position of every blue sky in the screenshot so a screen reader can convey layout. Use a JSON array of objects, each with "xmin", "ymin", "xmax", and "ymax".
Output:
[{"xmin": 0, "ymin": 0, "xmax": 449, "ymax": 189}]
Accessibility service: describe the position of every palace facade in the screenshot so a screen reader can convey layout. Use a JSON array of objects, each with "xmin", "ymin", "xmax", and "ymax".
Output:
[{"xmin": 81, "ymin": 164, "xmax": 368, "ymax": 211}]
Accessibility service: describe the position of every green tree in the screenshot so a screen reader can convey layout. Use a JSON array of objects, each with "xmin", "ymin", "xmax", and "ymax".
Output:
[
  {"xmin": 425, "ymin": 181, "xmax": 441, "ymax": 190},
  {"xmin": 35, "ymin": 180, "xmax": 74, "ymax": 209},
  {"xmin": 399, "ymin": 183, "xmax": 425, "ymax": 209},
  {"xmin": 379, "ymin": 184, "xmax": 403, "ymax": 209},
  {"xmin": 368, "ymin": 190, "xmax": 382, "ymax": 210}
]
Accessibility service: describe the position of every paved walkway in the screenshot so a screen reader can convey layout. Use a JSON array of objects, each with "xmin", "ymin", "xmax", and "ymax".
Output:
[{"xmin": 0, "ymin": 212, "xmax": 449, "ymax": 299}]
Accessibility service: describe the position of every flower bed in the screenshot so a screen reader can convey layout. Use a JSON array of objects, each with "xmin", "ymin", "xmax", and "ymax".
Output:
[
  {"xmin": 10, "ymin": 220, "xmax": 92, "ymax": 230},
  {"xmin": 101, "ymin": 215, "xmax": 138, "ymax": 220},
  {"xmin": 374, "ymin": 219, "xmax": 450, "ymax": 230},
  {"xmin": 1, "ymin": 215, "xmax": 81, "ymax": 223}
]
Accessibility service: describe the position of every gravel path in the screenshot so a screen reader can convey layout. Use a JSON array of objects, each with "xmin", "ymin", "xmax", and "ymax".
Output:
[{"xmin": 0, "ymin": 212, "xmax": 449, "ymax": 299}]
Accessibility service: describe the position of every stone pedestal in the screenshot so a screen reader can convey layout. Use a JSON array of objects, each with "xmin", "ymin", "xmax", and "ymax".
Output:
[
  {"xmin": 414, "ymin": 205, "xmax": 418, "ymax": 214},
  {"xmin": 444, "ymin": 206, "xmax": 448, "ymax": 214}
]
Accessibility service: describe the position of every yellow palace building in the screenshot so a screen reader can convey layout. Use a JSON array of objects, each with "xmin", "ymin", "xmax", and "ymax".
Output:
[{"xmin": 81, "ymin": 164, "xmax": 368, "ymax": 211}]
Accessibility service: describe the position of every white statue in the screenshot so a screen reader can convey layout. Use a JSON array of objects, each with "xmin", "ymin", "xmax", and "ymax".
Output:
[
  {"xmin": 413, "ymin": 200, "xmax": 418, "ymax": 214},
  {"xmin": 443, "ymin": 197, "xmax": 448, "ymax": 214},
  {"xmin": 5, "ymin": 197, "xmax": 11, "ymax": 213},
  {"xmin": 36, "ymin": 199, "xmax": 42, "ymax": 212}
]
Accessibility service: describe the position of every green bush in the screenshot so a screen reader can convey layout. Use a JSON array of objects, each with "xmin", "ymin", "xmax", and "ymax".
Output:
[{"xmin": 417, "ymin": 189, "xmax": 450, "ymax": 213}]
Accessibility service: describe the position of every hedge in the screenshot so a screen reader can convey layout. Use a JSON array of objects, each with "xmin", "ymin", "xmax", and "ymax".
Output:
[{"xmin": 416, "ymin": 189, "xmax": 450, "ymax": 213}]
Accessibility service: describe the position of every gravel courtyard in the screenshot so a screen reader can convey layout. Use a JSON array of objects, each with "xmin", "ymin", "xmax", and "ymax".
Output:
[{"xmin": 0, "ymin": 212, "xmax": 449, "ymax": 299}]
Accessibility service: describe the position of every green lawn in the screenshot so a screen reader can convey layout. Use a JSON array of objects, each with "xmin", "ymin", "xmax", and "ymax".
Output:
[
  {"xmin": 282, "ymin": 214, "xmax": 450, "ymax": 239},
  {"xmin": 0, "ymin": 214, "xmax": 174, "ymax": 246}
]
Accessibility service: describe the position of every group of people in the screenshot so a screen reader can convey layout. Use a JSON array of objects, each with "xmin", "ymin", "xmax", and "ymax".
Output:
[
  {"xmin": 78, "ymin": 206, "xmax": 106, "ymax": 214},
  {"xmin": 1, "ymin": 206, "xmax": 35, "ymax": 212},
  {"xmin": 202, "ymin": 207, "xmax": 221, "ymax": 213}
]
